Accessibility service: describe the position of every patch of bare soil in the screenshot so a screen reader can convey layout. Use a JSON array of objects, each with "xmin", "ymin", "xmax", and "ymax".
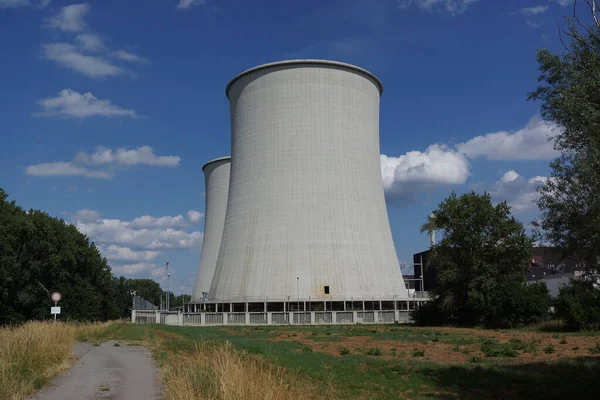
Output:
[{"xmin": 266, "ymin": 328, "xmax": 600, "ymax": 364}]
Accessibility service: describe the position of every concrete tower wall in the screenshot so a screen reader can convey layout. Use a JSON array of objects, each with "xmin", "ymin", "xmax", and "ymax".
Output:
[
  {"xmin": 191, "ymin": 157, "xmax": 231, "ymax": 302},
  {"xmin": 210, "ymin": 60, "xmax": 407, "ymax": 302}
]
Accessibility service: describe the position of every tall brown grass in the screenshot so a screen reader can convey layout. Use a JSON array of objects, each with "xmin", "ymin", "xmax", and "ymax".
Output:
[
  {"xmin": 161, "ymin": 340, "xmax": 332, "ymax": 400},
  {"xmin": 0, "ymin": 321, "xmax": 109, "ymax": 400}
]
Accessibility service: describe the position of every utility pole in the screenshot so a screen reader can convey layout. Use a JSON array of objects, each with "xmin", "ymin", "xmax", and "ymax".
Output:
[{"xmin": 164, "ymin": 259, "xmax": 170, "ymax": 311}]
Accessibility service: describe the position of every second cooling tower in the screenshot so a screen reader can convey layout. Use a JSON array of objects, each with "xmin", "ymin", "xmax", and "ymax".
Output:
[
  {"xmin": 210, "ymin": 60, "xmax": 407, "ymax": 302},
  {"xmin": 191, "ymin": 156, "xmax": 231, "ymax": 302}
]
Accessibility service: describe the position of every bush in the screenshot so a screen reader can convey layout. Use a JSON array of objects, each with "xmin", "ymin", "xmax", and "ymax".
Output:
[
  {"xmin": 432, "ymin": 337, "xmax": 439, "ymax": 342},
  {"xmin": 572, "ymin": 346, "xmax": 580, "ymax": 351},
  {"xmin": 589, "ymin": 343, "xmax": 600, "ymax": 355},
  {"xmin": 470, "ymin": 356, "xmax": 483, "ymax": 363},
  {"xmin": 339, "ymin": 347, "xmax": 350, "ymax": 356},
  {"xmin": 480, "ymin": 339, "xmax": 519, "ymax": 358},
  {"xmin": 366, "ymin": 348, "xmax": 383, "ymax": 356},
  {"xmin": 544, "ymin": 344, "xmax": 556, "ymax": 354},
  {"xmin": 412, "ymin": 348, "xmax": 425, "ymax": 357},
  {"xmin": 452, "ymin": 345, "xmax": 460, "ymax": 352},
  {"xmin": 560, "ymin": 338, "xmax": 567, "ymax": 344},
  {"xmin": 555, "ymin": 280, "xmax": 600, "ymax": 330},
  {"xmin": 302, "ymin": 346, "xmax": 313, "ymax": 352}
]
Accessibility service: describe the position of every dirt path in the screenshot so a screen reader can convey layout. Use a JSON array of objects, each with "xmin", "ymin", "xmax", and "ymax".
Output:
[{"xmin": 29, "ymin": 340, "xmax": 163, "ymax": 400}]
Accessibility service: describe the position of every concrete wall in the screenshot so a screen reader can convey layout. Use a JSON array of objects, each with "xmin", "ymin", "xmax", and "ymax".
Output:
[
  {"xmin": 210, "ymin": 60, "xmax": 407, "ymax": 302},
  {"xmin": 191, "ymin": 157, "xmax": 231, "ymax": 301}
]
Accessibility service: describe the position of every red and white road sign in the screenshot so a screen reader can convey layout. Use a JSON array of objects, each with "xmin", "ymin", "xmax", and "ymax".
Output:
[{"xmin": 51, "ymin": 292, "xmax": 62, "ymax": 302}]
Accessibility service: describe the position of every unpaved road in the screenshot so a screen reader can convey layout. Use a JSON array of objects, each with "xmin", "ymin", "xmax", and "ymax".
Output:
[{"xmin": 30, "ymin": 340, "xmax": 163, "ymax": 400}]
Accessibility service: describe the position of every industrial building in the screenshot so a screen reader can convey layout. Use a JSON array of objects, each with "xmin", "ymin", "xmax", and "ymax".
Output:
[
  {"xmin": 191, "ymin": 157, "xmax": 231, "ymax": 302},
  {"xmin": 412, "ymin": 247, "xmax": 588, "ymax": 296},
  {"xmin": 191, "ymin": 60, "xmax": 409, "ymax": 313}
]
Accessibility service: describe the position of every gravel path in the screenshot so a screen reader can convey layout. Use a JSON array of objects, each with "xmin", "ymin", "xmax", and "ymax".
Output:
[{"xmin": 29, "ymin": 340, "xmax": 164, "ymax": 400}]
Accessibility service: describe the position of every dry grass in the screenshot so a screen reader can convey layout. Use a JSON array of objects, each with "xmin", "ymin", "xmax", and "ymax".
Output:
[
  {"xmin": 161, "ymin": 340, "xmax": 332, "ymax": 400},
  {"xmin": 0, "ymin": 321, "xmax": 109, "ymax": 400}
]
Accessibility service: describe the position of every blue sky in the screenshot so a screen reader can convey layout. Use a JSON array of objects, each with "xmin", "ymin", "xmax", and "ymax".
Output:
[{"xmin": 0, "ymin": 0, "xmax": 578, "ymax": 295}]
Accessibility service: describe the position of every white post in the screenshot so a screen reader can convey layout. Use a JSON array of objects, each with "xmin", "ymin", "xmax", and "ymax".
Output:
[{"xmin": 54, "ymin": 301, "xmax": 57, "ymax": 322}]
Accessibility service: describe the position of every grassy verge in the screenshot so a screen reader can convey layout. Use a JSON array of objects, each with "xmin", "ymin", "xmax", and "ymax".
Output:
[{"xmin": 0, "ymin": 321, "xmax": 110, "ymax": 400}]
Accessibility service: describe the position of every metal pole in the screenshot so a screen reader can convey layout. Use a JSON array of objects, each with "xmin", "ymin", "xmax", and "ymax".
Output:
[
  {"xmin": 296, "ymin": 276, "xmax": 299, "ymax": 312},
  {"xmin": 54, "ymin": 301, "xmax": 57, "ymax": 322}
]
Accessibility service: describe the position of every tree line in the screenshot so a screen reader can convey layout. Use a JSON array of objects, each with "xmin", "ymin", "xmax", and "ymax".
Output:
[
  {"xmin": 415, "ymin": 3, "xmax": 600, "ymax": 330},
  {"xmin": 0, "ymin": 188, "xmax": 190, "ymax": 325}
]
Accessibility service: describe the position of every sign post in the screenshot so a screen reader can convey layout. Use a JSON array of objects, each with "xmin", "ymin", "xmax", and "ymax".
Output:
[{"xmin": 51, "ymin": 292, "xmax": 61, "ymax": 322}]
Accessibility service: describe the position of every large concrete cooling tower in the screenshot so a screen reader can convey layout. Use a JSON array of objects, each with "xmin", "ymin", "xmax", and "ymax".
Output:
[
  {"xmin": 210, "ymin": 60, "xmax": 407, "ymax": 304},
  {"xmin": 191, "ymin": 156, "xmax": 231, "ymax": 302}
]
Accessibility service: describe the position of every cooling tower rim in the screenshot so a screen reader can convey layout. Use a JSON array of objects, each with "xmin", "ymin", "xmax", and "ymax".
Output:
[
  {"xmin": 225, "ymin": 59, "xmax": 384, "ymax": 99},
  {"xmin": 202, "ymin": 156, "xmax": 231, "ymax": 172}
]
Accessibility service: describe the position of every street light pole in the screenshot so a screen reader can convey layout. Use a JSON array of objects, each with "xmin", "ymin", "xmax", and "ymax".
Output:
[
  {"xmin": 296, "ymin": 276, "xmax": 300, "ymax": 312},
  {"xmin": 164, "ymin": 259, "xmax": 170, "ymax": 311}
]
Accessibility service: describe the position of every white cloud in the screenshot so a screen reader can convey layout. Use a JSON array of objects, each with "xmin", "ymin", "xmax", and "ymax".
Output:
[
  {"xmin": 76, "ymin": 33, "xmax": 104, "ymax": 51},
  {"xmin": 74, "ymin": 217, "xmax": 203, "ymax": 250},
  {"xmin": 25, "ymin": 162, "xmax": 112, "ymax": 179},
  {"xmin": 0, "ymin": 0, "xmax": 49, "ymax": 8},
  {"xmin": 397, "ymin": 0, "xmax": 478, "ymax": 15},
  {"xmin": 101, "ymin": 244, "xmax": 161, "ymax": 262},
  {"xmin": 177, "ymin": 0, "xmax": 206, "ymax": 9},
  {"xmin": 511, "ymin": 5, "xmax": 548, "ymax": 15},
  {"xmin": 42, "ymin": 43, "xmax": 126, "ymax": 78},
  {"xmin": 112, "ymin": 262, "xmax": 156, "ymax": 275},
  {"xmin": 72, "ymin": 208, "xmax": 102, "ymax": 222},
  {"xmin": 26, "ymin": 146, "xmax": 180, "ymax": 180},
  {"xmin": 456, "ymin": 116, "xmax": 560, "ymax": 160},
  {"xmin": 45, "ymin": 3, "xmax": 90, "ymax": 32},
  {"xmin": 489, "ymin": 170, "xmax": 547, "ymax": 212},
  {"xmin": 526, "ymin": 20, "xmax": 543, "ymax": 28},
  {"xmin": 73, "ymin": 146, "xmax": 180, "ymax": 167},
  {"xmin": 381, "ymin": 144, "xmax": 470, "ymax": 204},
  {"xmin": 187, "ymin": 210, "xmax": 203, "ymax": 224},
  {"xmin": 555, "ymin": 0, "xmax": 573, "ymax": 6},
  {"xmin": 35, "ymin": 89, "xmax": 136, "ymax": 118},
  {"xmin": 129, "ymin": 215, "xmax": 188, "ymax": 229},
  {"xmin": 111, "ymin": 50, "xmax": 148, "ymax": 63}
]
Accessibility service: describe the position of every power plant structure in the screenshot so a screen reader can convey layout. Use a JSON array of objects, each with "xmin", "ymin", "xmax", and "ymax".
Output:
[
  {"xmin": 191, "ymin": 59, "xmax": 408, "ymax": 314},
  {"xmin": 191, "ymin": 157, "xmax": 231, "ymax": 302}
]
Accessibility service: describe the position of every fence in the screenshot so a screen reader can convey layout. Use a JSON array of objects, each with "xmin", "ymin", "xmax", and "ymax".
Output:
[{"xmin": 132, "ymin": 309, "xmax": 416, "ymax": 326}]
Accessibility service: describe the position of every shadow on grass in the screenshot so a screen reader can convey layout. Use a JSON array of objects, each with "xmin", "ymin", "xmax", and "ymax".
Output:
[{"xmin": 422, "ymin": 357, "xmax": 600, "ymax": 399}]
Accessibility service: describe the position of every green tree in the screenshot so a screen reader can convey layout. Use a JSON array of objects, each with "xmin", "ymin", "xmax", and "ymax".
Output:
[
  {"xmin": 0, "ymin": 189, "xmax": 124, "ymax": 323},
  {"xmin": 555, "ymin": 278, "xmax": 600, "ymax": 330},
  {"xmin": 129, "ymin": 279, "xmax": 163, "ymax": 306},
  {"xmin": 528, "ymin": 1, "xmax": 600, "ymax": 273},
  {"xmin": 417, "ymin": 191, "xmax": 548, "ymax": 328}
]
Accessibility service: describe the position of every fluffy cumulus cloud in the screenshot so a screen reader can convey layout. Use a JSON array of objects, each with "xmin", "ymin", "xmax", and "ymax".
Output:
[
  {"xmin": 489, "ymin": 170, "xmax": 548, "ymax": 212},
  {"xmin": 74, "ymin": 146, "xmax": 180, "ymax": 166},
  {"xmin": 455, "ymin": 117, "xmax": 560, "ymax": 160},
  {"xmin": 187, "ymin": 210, "xmax": 203, "ymax": 224},
  {"xmin": 25, "ymin": 162, "xmax": 112, "ymax": 179},
  {"xmin": 129, "ymin": 215, "xmax": 188, "ymax": 229},
  {"xmin": 25, "ymin": 145, "xmax": 180, "ymax": 179},
  {"xmin": 100, "ymin": 245, "xmax": 161, "ymax": 262},
  {"xmin": 74, "ymin": 217, "xmax": 203, "ymax": 250},
  {"xmin": 45, "ymin": 3, "xmax": 90, "ymax": 32},
  {"xmin": 397, "ymin": 0, "xmax": 478, "ymax": 15},
  {"xmin": 0, "ymin": 0, "xmax": 49, "ymax": 8},
  {"xmin": 70, "ymin": 208, "xmax": 202, "ymax": 277},
  {"xmin": 41, "ymin": 4, "xmax": 147, "ymax": 78},
  {"xmin": 112, "ymin": 263, "xmax": 156, "ymax": 275},
  {"xmin": 76, "ymin": 33, "xmax": 105, "ymax": 51},
  {"xmin": 35, "ymin": 89, "xmax": 136, "ymax": 118},
  {"xmin": 42, "ymin": 43, "xmax": 126, "ymax": 78},
  {"xmin": 381, "ymin": 144, "xmax": 470, "ymax": 204},
  {"xmin": 176, "ymin": 0, "xmax": 206, "ymax": 9}
]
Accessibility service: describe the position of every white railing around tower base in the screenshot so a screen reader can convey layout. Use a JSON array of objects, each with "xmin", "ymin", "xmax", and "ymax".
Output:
[{"xmin": 132, "ymin": 309, "xmax": 418, "ymax": 326}]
